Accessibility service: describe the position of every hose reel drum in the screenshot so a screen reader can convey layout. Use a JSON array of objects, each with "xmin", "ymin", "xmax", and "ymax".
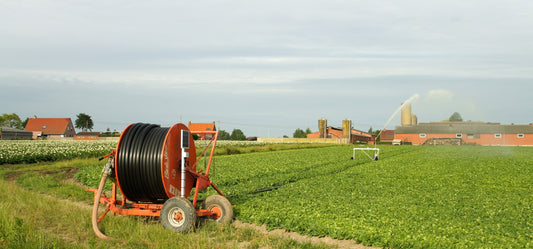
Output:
[{"xmin": 115, "ymin": 123, "xmax": 197, "ymax": 202}]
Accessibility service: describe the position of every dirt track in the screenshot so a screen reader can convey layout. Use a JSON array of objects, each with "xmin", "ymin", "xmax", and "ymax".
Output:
[{"xmin": 232, "ymin": 220, "xmax": 380, "ymax": 249}]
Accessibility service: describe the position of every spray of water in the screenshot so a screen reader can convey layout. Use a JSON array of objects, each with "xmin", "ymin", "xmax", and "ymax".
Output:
[{"xmin": 375, "ymin": 93, "xmax": 420, "ymax": 142}]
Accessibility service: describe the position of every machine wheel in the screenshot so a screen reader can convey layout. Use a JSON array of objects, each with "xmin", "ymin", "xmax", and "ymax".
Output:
[
  {"xmin": 160, "ymin": 197, "xmax": 197, "ymax": 233},
  {"xmin": 201, "ymin": 195, "xmax": 233, "ymax": 224}
]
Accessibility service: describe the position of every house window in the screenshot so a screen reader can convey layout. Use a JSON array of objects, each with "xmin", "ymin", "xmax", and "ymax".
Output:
[
  {"xmin": 419, "ymin": 133, "xmax": 426, "ymax": 138},
  {"xmin": 517, "ymin": 134, "xmax": 524, "ymax": 138},
  {"xmin": 494, "ymin": 133, "xmax": 501, "ymax": 138},
  {"xmin": 456, "ymin": 133, "xmax": 463, "ymax": 138},
  {"xmin": 467, "ymin": 134, "xmax": 474, "ymax": 139}
]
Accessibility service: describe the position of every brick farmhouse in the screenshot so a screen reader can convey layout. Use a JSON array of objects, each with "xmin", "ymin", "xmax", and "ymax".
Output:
[{"xmin": 24, "ymin": 117, "xmax": 76, "ymax": 139}]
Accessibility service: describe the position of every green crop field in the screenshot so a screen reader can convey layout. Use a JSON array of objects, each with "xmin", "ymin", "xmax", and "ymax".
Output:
[
  {"xmin": 2, "ymin": 141, "xmax": 532, "ymax": 248},
  {"xmin": 205, "ymin": 145, "xmax": 533, "ymax": 248}
]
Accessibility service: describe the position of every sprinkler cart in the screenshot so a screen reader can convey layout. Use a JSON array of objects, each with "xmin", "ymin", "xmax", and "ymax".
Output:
[{"xmin": 88, "ymin": 123, "xmax": 232, "ymax": 240}]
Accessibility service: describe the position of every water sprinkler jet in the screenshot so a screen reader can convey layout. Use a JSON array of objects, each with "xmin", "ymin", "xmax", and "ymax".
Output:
[{"xmin": 375, "ymin": 93, "xmax": 420, "ymax": 145}]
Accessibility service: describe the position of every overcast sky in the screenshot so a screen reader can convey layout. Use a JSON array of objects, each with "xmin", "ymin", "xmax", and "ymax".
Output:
[{"xmin": 1, "ymin": 0, "xmax": 532, "ymax": 137}]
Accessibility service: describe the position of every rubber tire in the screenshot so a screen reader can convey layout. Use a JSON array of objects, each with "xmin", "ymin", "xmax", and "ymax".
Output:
[
  {"xmin": 201, "ymin": 195, "xmax": 233, "ymax": 224},
  {"xmin": 160, "ymin": 197, "xmax": 197, "ymax": 233}
]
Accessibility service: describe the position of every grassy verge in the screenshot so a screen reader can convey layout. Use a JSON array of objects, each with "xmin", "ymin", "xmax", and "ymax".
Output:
[{"xmin": 0, "ymin": 159, "xmax": 335, "ymax": 249}]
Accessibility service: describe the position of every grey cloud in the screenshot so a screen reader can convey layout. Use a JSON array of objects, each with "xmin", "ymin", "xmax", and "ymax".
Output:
[{"xmin": 1, "ymin": 1, "xmax": 532, "ymax": 136}]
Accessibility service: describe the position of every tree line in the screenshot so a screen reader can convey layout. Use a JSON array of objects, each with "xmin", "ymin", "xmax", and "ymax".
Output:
[
  {"xmin": 0, "ymin": 113, "xmax": 321, "ymax": 140},
  {"xmin": 0, "ymin": 113, "xmax": 27, "ymax": 129},
  {"xmin": 0, "ymin": 113, "xmax": 96, "ymax": 132},
  {"xmin": 213, "ymin": 127, "xmax": 314, "ymax": 140},
  {"xmin": 216, "ymin": 129, "xmax": 246, "ymax": 140}
]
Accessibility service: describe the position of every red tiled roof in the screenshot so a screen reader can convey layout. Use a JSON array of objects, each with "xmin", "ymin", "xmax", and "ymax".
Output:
[
  {"xmin": 25, "ymin": 118, "xmax": 73, "ymax": 135},
  {"xmin": 351, "ymin": 129, "xmax": 372, "ymax": 138}
]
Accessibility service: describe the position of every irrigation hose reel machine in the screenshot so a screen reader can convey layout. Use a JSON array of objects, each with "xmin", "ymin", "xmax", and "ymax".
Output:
[{"xmin": 89, "ymin": 123, "xmax": 232, "ymax": 239}]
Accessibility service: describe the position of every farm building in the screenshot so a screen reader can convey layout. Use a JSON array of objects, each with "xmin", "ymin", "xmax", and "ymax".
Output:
[
  {"xmin": 379, "ymin": 129, "xmax": 395, "ymax": 143},
  {"xmin": 395, "ymin": 122, "xmax": 533, "ymax": 146},
  {"xmin": 0, "ymin": 127, "xmax": 33, "ymax": 140},
  {"xmin": 24, "ymin": 117, "xmax": 76, "ymax": 139},
  {"xmin": 187, "ymin": 121, "xmax": 216, "ymax": 140},
  {"xmin": 394, "ymin": 103, "xmax": 533, "ymax": 146},
  {"xmin": 307, "ymin": 119, "xmax": 375, "ymax": 144}
]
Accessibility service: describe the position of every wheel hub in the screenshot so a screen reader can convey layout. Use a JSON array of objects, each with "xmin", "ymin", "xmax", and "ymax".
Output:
[
  {"xmin": 168, "ymin": 207, "xmax": 185, "ymax": 227},
  {"xmin": 210, "ymin": 206, "xmax": 222, "ymax": 220}
]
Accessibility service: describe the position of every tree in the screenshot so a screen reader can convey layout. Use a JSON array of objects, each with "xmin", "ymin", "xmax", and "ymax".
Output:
[
  {"xmin": 449, "ymin": 112, "xmax": 463, "ymax": 122},
  {"xmin": 21, "ymin": 118, "xmax": 29, "ymax": 129},
  {"xmin": 305, "ymin": 128, "xmax": 312, "ymax": 136},
  {"xmin": 0, "ymin": 113, "xmax": 23, "ymax": 129},
  {"xmin": 368, "ymin": 127, "xmax": 381, "ymax": 136},
  {"xmin": 374, "ymin": 129, "xmax": 381, "ymax": 142},
  {"xmin": 218, "ymin": 130, "xmax": 231, "ymax": 140},
  {"xmin": 367, "ymin": 127, "xmax": 381, "ymax": 142},
  {"xmin": 230, "ymin": 129, "xmax": 246, "ymax": 140},
  {"xmin": 75, "ymin": 113, "xmax": 94, "ymax": 132},
  {"xmin": 293, "ymin": 128, "xmax": 306, "ymax": 138}
]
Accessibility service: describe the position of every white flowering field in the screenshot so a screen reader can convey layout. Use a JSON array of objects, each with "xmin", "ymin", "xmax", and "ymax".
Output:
[
  {"xmin": 0, "ymin": 140, "xmax": 117, "ymax": 164},
  {"xmin": 0, "ymin": 140, "xmax": 272, "ymax": 165}
]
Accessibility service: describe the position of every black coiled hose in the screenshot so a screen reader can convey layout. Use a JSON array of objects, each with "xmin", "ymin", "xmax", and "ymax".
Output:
[{"xmin": 116, "ymin": 123, "xmax": 169, "ymax": 202}]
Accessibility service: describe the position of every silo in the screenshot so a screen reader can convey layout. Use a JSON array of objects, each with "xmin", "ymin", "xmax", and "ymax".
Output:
[
  {"xmin": 318, "ymin": 118, "xmax": 327, "ymax": 138},
  {"xmin": 411, "ymin": 114, "xmax": 418, "ymax": 126},
  {"xmin": 342, "ymin": 119, "xmax": 351, "ymax": 139},
  {"xmin": 401, "ymin": 103, "xmax": 412, "ymax": 126}
]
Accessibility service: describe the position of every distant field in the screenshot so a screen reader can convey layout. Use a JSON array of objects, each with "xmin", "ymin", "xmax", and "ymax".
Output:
[
  {"xmin": 0, "ymin": 140, "xmax": 332, "ymax": 165},
  {"xmin": 2, "ymin": 142, "xmax": 532, "ymax": 248}
]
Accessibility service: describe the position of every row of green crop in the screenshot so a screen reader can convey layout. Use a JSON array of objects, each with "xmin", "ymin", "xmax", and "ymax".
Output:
[{"xmin": 205, "ymin": 146, "xmax": 532, "ymax": 248}]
